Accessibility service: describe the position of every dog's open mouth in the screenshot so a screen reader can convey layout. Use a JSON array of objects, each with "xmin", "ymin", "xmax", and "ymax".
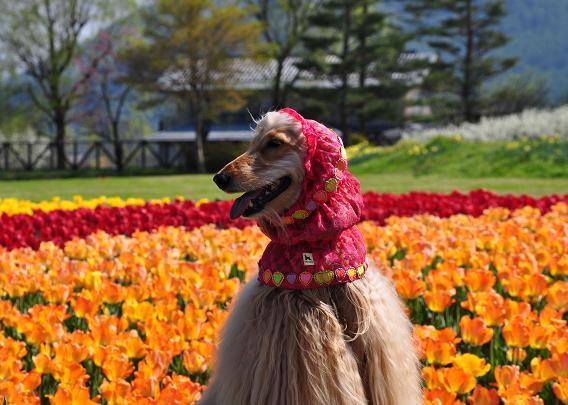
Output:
[{"xmin": 230, "ymin": 176, "xmax": 291, "ymax": 219}]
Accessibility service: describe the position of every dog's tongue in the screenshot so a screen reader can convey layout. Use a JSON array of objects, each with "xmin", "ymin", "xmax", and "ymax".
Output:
[{"xmin": 230, "ymin": 190, "xmax": 263, "ymax": 219}]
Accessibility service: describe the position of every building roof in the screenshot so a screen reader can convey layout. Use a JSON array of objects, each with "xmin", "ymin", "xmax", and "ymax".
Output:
[
  {"xmin": 146, "ymin": 128, "xmax": 254, "ymax": 142},
  {"xmin": 159, "ymin": 52, "xmax": 436, "ymax": 92}
]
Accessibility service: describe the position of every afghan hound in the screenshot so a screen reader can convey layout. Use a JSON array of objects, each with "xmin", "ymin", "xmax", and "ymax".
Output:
[{"xmin": 201, "ymin": 108, "xmax": 421, "ymax": 405}]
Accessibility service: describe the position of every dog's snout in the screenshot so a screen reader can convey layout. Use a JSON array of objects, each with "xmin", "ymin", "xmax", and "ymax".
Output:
[{"xmin": 213, "ymin": 172, "xmax": 232, "ymax": 190}]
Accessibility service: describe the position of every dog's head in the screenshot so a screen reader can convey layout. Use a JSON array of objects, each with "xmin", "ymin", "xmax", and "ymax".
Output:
[{"xmin": 213, "ymin": 111, "xmax": 307, "ymax": 222}]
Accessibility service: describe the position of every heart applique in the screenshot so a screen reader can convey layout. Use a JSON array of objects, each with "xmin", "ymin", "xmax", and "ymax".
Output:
[
  {"xmin": 335, "ymin": 268, "xmax": 347, "ymax": 282},
  {"xmin": 262, "ymin": 270, "xmax": 272, "ymax": 284},
  {"xmin": 299, "ymin": 272, "xmax": 312, "ymax": 286},
  {"xmin": 347, "ymin": 268, "xmax": 357, "ymax": 281},
  {"xmin": 272, "ymin": 272, "xmax": 284, "ymax": 287},
  {"xmin": 292, "ymin": 210, "xmax": 310, "ymax": 219},
  {"xmin": 357, "ymin": 265, "xmax": 365, "ymax": 278},
  {"xmin": 314, "ymin": 270, "xmax": 334, "ymax": 285},
  {"xmin": 325, "ymin": 178, "xmax": 338, "ymax": 192},
  {"xmin": 306, "ymin": 201, "xmax": 317, "ymax": 211},
  {"xmin": 286, "ymin": 273, "xmax": 297, "ymax": 285}
]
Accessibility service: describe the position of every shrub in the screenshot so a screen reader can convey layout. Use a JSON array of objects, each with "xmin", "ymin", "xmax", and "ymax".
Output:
[{"xmin": 403, "ymin": 106, "xmax": 568, "ymax": 142}]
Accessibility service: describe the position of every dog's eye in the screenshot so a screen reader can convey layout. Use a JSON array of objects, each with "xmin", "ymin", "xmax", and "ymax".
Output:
[{"xmin": 266, "ymin": 139, "xmax": 282, "ymax": 149}]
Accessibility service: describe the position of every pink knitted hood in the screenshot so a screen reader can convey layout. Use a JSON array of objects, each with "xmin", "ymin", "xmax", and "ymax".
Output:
[{"xmin": 257, "ymin": 108, "xmax": 367, "ymax": 289}]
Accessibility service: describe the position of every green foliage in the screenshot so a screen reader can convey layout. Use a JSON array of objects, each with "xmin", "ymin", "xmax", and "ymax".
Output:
[
  {"xmin": 296, "ymin": 0, "xmax": 411, "ymax": 144},
  {"xmin": 8, "ymin": 292, "xmax": 48, "ymax": 313},
  {"xmin": 0, "ymin": 0, "xmax": 131, "ymax": 169},
  {"xmin": 349, "ymin": 136, "xmax": 568, "ymax": 178},
  {"xmin": 499, "ymin": 0, "xmax": 568, "ymax": 102},
  {"xmin": 405, "ymin": 0, "xmax": 516, "ymax": 122},
  {"xmin": 482, "ymin": 73, "xmax": 549, "ymax": 116},
  {"xmin": 0, "ymin": 80, "xmax": 44, "ymax": 140},
  {"xmin": 246, "ymin": 0, "xmax": 319, "ymax": 106},
  {"xmin": 121, "ymin": 0, "xmax": 263, "ymax": 172}
]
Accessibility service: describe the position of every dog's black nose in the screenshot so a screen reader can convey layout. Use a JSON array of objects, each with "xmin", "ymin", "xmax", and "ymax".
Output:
[{"xmin": 213, "ymin": 172, "xmax": 231, "ymax": 190}]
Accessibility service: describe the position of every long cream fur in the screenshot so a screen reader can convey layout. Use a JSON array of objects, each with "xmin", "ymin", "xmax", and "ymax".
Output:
[
  {"xmin": 201, "ymin": 112, "xmax": 422, "ymax": 405},
  {"xmin": 199, "ymin": 263, "xmax": 421, "ymax": 405}
]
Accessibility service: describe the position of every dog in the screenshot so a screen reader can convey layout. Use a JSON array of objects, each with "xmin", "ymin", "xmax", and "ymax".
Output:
[{"xmin": 201, "ymin": 109, "xmax": 421, "ymax": 405}]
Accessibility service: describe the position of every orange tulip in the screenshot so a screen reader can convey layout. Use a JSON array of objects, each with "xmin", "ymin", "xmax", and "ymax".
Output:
[
  {"xmin": 468, "ymin": 385, "xmax": 500, "ymax": 405},
  {"xmin": 115, "ymin": 331, "xmax": 147, "ymax": 359},
  {"xmin": 32, "ymin": 353, "xmax": 53, "ymax": 375},
  {"xmin": 494, "ymin": 365, "xmax": 520, "ymax": 392},
  {"xmin": 502, "ymin": 316, "xmax": 531, "ymax": 348},
  {"xmin": 423, "ymin": 388, "xmax": 458, "ymax": 405},
  {"xmin": 551, "ymin": 352, "xmax": 568, "ymax": 378},
  {"xmin": 503, "ymin": 299, "xmax": 532, "ymax": 319},
  {"xmin": 53, "ymin": 342, "xmax": 88, "ymax": 364},
  {"xmin": 553, "ymin": 377, "xmax": 568, "ymax": 404},
  {"xmin": 183, "ymin": 350, "xmax": 208, "ymax": 375},
  {"xmin": 439, "ymin": 366, "xmax": 476, "ymax": 395},
  {"xmin": 422, "ymin": 366, "xmax": 440, "ymax": 390},
  {"xmin": 394, "ymin": 273, "xmax": 426, "ymax": 300},
  {"xmin": 72, "ymin": 292, "xmax": 101, "ymax": 318},
  {"xmin": 530, "ymin": 357, "xmax": 556, "ymax": 382},
  {"xmin": 459, "ymin": 316, "xmax": 493, "ymax": 346},
  {"xmin": 464, "ymin": 268, "xmax": 495, "ymax": 292},
  {"xmin": 522, "ymin": 273, "xmax": 549, "ymax": 302},
  {"xmin": 49, "ymin": 384, "xmax": 98, "ymax": 405},
  {"xmin": 52, "ymin": 362, "xmax": 89, "ymax": 389},
  {"xmin": 452, "ymin": 354, "xmax": 490, "ymax": 377},
  {"xmin": 547, "ymin": 281, "xmax": 568, "ymax": 311},
  {"xmin": 424, "ymin": 289, "xmax": 455, "ymax": 313},
  {"xmin": 100, "ymin": 378, "xmax": 132, "ymax": 404},
  {"xmin": 465, "ymin": 290, "xmax": 507, "ymax": 326},
  {"xmin": 519, "ymin": 372, "xmax": 545, "ymax": 395},
  {"xmin": 506, "ymin": 348, "xmax": 527, "ymax": 364},
  {"xmin": 423, "ymin": 338, "xmax": 458, "ymax": 366},
  {"xmin": 528, "ymin": 324, "xmax": 550, "ymax": 349},
  {"xmin": 102, "ymin": 351, "xmax": 134, "ymax": 382},
  {"xmin": 159, "ymin": 374, "xmax": 203, "ymax": 403}
]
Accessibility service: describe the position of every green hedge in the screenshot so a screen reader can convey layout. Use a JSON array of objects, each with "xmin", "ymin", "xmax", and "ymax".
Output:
[{"xmin": 348, "ymin": 136, "xmax": 568, "ymax": 178}]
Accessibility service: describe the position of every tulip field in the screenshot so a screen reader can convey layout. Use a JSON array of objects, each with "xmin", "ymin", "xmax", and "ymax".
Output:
[{"xmin": 0, "ymin": 191, "xmax": 567, "ymax": 404}]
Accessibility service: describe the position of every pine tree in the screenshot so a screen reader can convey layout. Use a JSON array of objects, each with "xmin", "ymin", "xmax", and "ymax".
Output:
[
  {"xmin": 405, "ymin": 0, "xmax": 516, "ymax": 122},
  {"xmin": 351, "ymin": 4, "xmax": 414, "ymax": 136},
  {"xmin": 247, "ymin": 0, "xmax": 321, "ymax": 107},
  {"xmin": 296, "ymin": 0, "xmax": 410, "ymax": 145}
]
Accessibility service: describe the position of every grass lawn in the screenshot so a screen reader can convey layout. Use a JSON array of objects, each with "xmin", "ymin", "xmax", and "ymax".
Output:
[
  {"xmin": 348, "ymin": 137, "xmax": 568, "ymax": 178},
  {"xmin": 0, "ymin": 173, "xmax": 567, "ymax": 201}
]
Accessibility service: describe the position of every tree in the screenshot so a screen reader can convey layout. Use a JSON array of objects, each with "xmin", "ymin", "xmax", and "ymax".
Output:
[
  {"xmin": 482, "ymin": 73, "xmax": 548, "ymax": 116},
  {"xmin": 122, "ymin": 0, "xmax": 261, "ymax": 173},
  {"xmin": 296, "ymin": 0, "xmax": 410, "ymax": 145},
  {"xmin": 0, "ymin": 79, "xmax": 45, "ymax": 141},
  {"xmin": 405, "ymin": 0, "xmax": 517, "ymax": 122},
  {"xmin": 351, "ymin": 4, "xmax": 415, "ymax": 136},
  {"xmin": 74, "ymin": 31, "xmax": 135, "ymax": 172},
  {"xmin": 247, "ymin": 0, "xmax": 321, "ymax": 107},
  {"xmin": 0, "ymin": 0, "xmax": 122, "ymax": 169}
]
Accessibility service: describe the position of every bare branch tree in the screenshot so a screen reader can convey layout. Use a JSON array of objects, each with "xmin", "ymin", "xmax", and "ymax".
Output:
[{"xmin": 0, "ymin": 0, "xmax": 126, "ymax": 168}]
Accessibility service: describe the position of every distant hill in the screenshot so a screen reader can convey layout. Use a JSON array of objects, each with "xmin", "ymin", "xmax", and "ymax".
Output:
[
  {"xmin": 500, "ymin": 0, "xmax": 568, "ymax": 101},
  {"xmin": 384, "ymin": 0, "xmax": 568, "ymax": 102}
]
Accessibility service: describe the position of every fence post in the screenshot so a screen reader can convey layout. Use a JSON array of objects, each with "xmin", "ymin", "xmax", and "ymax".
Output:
[
  {"xmin": 49, "ymin": 143, "xmax": 54, "ymax": 169},
  {"xmin": 27, "ymin": 143, "xmax": 33, "ymax": 170},
  {"xmin": 141, "ymin": 141, "xmax": 146, "ymax": 169},
  {"xmin": 2, "ymin": 143, "xmax": 9, "ymax": 170},
  {"xmin": 95, "ymin": 142, "xmax": 101, "ymax": 170},
  {"xmin": 73, "ymin": 141, "xmax": 78, "ymax": 170}
]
